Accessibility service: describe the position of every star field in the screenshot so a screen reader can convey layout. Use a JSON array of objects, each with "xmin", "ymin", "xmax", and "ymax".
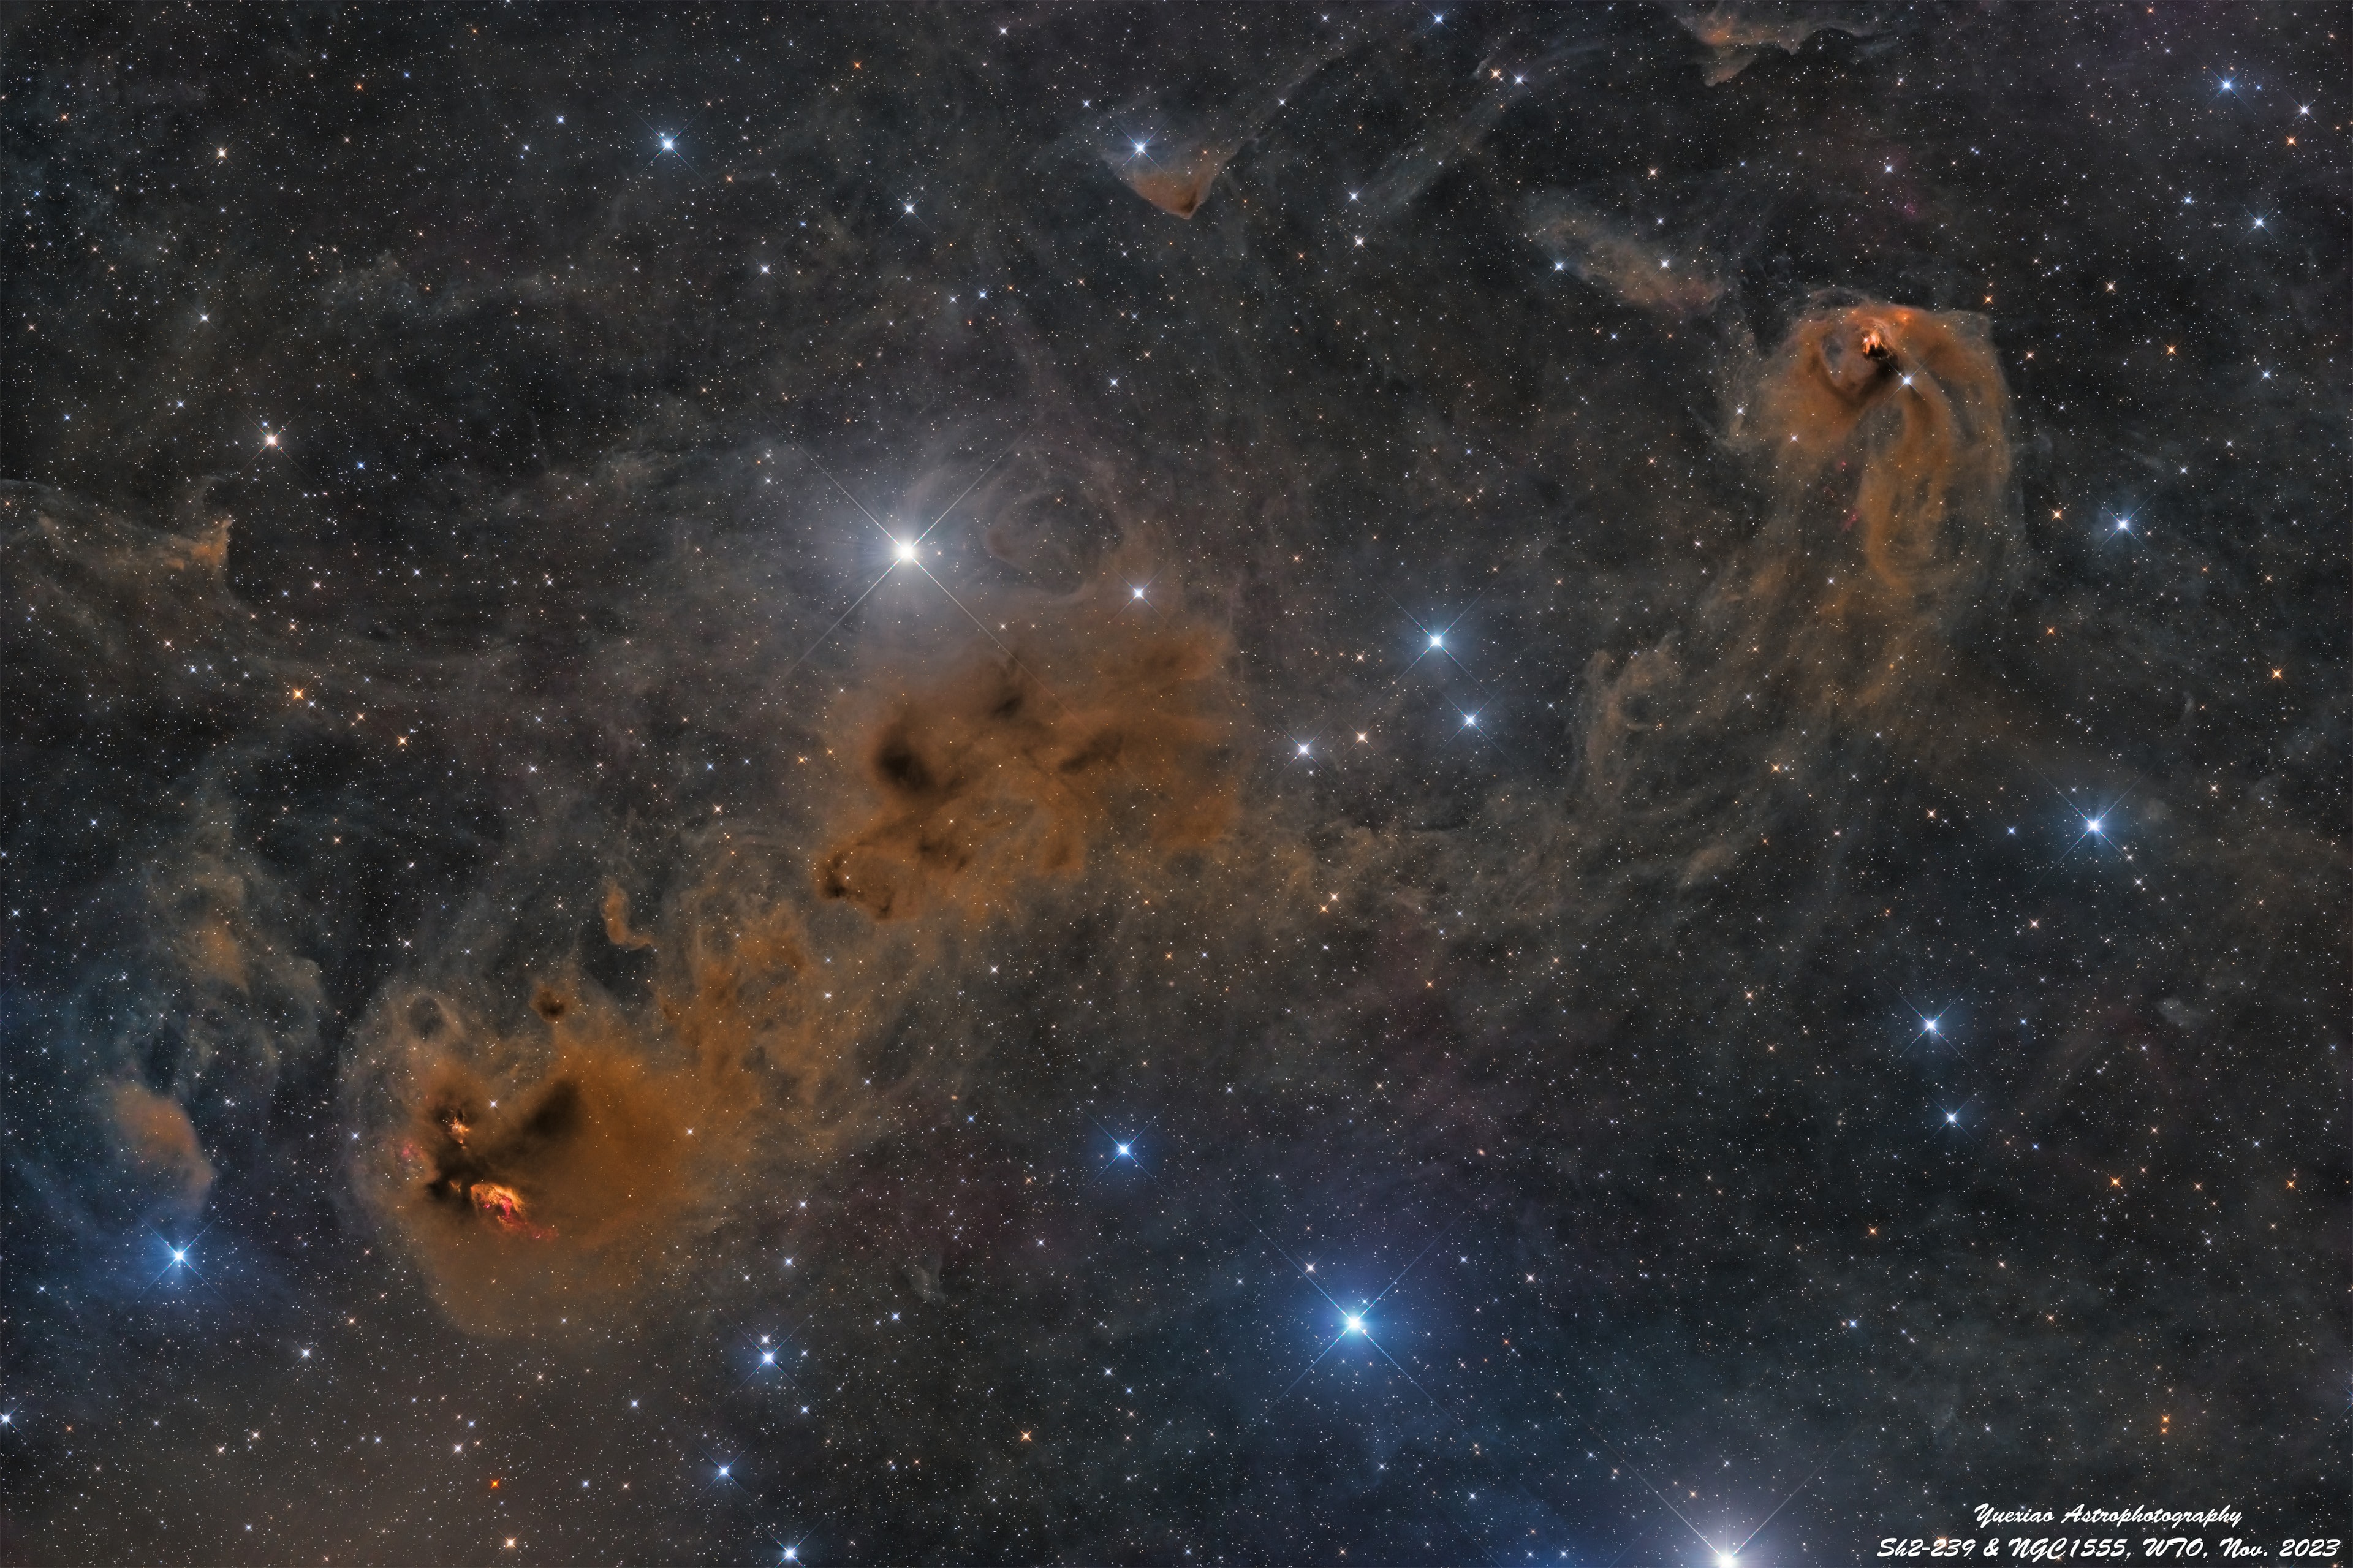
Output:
[{"xmin": 3, "ymin": 2, "xmax": 2350, "ymax": 1564}]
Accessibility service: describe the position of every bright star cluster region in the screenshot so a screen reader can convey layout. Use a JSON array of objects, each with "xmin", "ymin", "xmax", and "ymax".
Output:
[{"xmin": 3, "ymin": 2, "xmax": 2348, "ymax": 1563}]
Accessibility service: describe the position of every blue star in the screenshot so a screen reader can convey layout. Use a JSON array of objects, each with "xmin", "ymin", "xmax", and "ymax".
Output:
[
  {"xmin": 1093, "ymin": 1117, "xmax": 1153, "ymax": 1172},
  {"xmin": 1261, "ymin": 1227, "xmax": 1449, "ymax": 1409}
]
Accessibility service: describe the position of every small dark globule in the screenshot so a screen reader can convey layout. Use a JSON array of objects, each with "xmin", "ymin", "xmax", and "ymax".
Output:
[{"xmin": 871, "ymin": 729, "xmax": 938, "ymax": 797}]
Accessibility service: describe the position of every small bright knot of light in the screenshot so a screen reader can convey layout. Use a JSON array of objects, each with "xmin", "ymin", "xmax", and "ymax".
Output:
[
  {"xmin": 1718, "ymin": 1555, "xmax": 1741, "ymax": 1568},
  {"xmin": 1463, "ymin": 713, "xmax": 1479, "ymax": 727},
  {"xmin": 1297, "ymin": 743, "xmax": 1311, "ymax": 756},
  {"xmin": 1924, "ymin": 1019, "xmax": 1939, "ymax": 1034},
  {"xmin": 1131, "ymin": 586, "xmax": 1146, "ymax": 599},
  {"xmin": 1946, "ymin": 1112, "xmax": 1959, "ymax": 1124},
  {"xmin": 1346, "ymin": 1316, "xmax": 1365, "ymax": 1335},
  {"xmin": 661, "ymin": 136, "xmax": 675, "ymax": 150},
  {"xmin": 1429, "ymin": 633, "xmax": 1444, "ymax": 648},
  {"xmin": 172, "ymin": 1250, "xmax": 187, "ymax": 1263},
  {"xmin": 1115, "ymin": 1143, "xmax": 1131, "ymax": 1158},
  {"xmin": 893, "ymin": 540, "xmax": 918, "ymax": 563},
  {"xmin": 2086, "ymin": 818, "xmax": 2103, "ymax": 834}
]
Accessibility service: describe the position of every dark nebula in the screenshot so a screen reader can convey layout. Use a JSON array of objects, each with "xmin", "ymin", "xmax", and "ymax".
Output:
[
  {"xmin": 398, "ymin": 1046, "xmax": 705, "ymax": 1325},
  {"xmin": 1527, "ymin": 189, "xmax": 1734, "ymax": 318},
  {"xmin": 4, "ymin": 2, "xmax": 2351, "ymax": 1565},
  {"xmin": 817, "ymin": 612, "xmax": 1237, "ymax": 922}
]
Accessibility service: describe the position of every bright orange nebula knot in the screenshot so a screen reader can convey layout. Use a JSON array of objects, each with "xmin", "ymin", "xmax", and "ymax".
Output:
[{"xmin": 468, "ymin": 1182, "xmax": 548, "ymax": 1237}]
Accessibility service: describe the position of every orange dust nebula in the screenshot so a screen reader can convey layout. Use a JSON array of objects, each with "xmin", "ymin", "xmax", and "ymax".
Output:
[{"xmin": 816, "ymin": 619, "xmax": 1237, "ymax": 923}]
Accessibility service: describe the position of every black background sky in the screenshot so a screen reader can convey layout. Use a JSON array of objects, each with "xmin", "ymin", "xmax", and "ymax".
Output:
[{"xmin": 4, "ymin": 2, "xmax": 2350, "ymax": 1564}]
